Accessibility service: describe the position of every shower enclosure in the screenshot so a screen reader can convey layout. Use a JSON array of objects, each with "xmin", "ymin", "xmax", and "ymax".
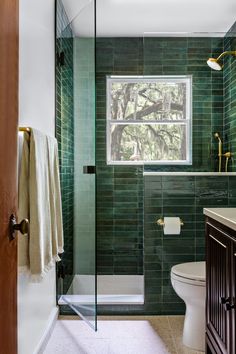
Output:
[
  {"xmin": 56, "ymin": 0, "xmax": 236, "ymax": 329},
  {"xmin": 56, "ymin": 0, "xmax": 145, "ymax": 327}
]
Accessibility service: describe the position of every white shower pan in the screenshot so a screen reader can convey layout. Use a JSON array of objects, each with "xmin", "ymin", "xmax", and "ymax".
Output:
[{"xmin": 59, "ymin": 275, "xmax": 144, "ymax": 305}]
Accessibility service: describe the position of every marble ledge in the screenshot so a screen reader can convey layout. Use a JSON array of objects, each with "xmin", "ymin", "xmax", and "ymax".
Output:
[
  {"xmin": 204, "ymin": 208, "xmax": 236, "ymax": 231},
  {"xmin": 143, "ymin": 172, "xmax": 236, "ymax": 176}
]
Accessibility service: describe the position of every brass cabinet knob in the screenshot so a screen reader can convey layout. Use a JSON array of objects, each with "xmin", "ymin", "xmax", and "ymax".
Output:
[
  {"xmin": 225, "ymin": 302, "xmax": 236, "ymax": 311},
  {"xmin": 9, "ymin": 214, "xmax": 29, "ymax": 240},
  {"xmin": 220, "ymin": 296, "xmax": 230, "ymax": 304}
]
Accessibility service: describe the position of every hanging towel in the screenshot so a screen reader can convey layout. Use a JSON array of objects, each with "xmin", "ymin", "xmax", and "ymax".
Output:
[
  {"xmin": 46, "ymin": 135, "xmax": 64, "ymax": 257},
  {"xmin": 29, "ymin": 129, "xmax": 53, "ymax": 280},
  {"xmin": 18, "ymin": 129, "xmax": 64, "ymax": 281},
  {"xmin": 18, "ymin": 132, "xmax": 30, "ymax": 271},
  {"xmin": 18, "ymin": 128, "xmax": 64, "ymax": 280}
]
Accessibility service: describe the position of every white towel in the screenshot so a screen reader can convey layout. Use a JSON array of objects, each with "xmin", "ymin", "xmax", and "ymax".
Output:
[
  {"xmin": 18, "ymin": 132, "xmax": 30, "ymax": 271},
  {"xmin": 29, "ymin": 129, "xmax": 53, "ymax": 279},
  {"xmin": 46, "ymin": 135, "xmax": 64, "ymax": 256},
  {"xmin": 18, "ymin": 128, "xmax": 64, "ymax": 280}
]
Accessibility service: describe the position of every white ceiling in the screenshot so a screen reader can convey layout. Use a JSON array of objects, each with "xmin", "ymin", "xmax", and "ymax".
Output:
[{"xmin": 62, "ymin": 0, "xmax": 236, "ymax": 37}]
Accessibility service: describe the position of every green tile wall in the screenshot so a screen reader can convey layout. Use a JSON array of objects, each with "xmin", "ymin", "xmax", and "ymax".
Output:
[
  {"xmin": 96, "ymin": 36, "xmax": 236, "ymax": 315},
  {"xmin": 96, "ymin": 37, "xmax": 223, "ymax": 278},
  {"xmin": 96, "ymin": 38, "xmax": 144, "ymax": 276},
  {"xmin": 98, "ymin": 175, "xmax": 236, "ymax": 316},
  {"xmin": 56, "ymin": 0, "xmax": 74, "ymax": 294},
  {"xmin": 143, "ymin": 175, "xmax": 236, "ymax": 314},
  {"xmin": 143, "ymin": 37, "xmax": 224, "ymax": 172},
  {"xmin": 55, "ymin": 21, "xmax": 236, "ymax": 315},
  {"xmin": 224, "ymin": 22, "xmax": 236, "ymax": 171},
  {"xmin": 73, "ymin": 38, "xmax": 96, "ymax": 275}
]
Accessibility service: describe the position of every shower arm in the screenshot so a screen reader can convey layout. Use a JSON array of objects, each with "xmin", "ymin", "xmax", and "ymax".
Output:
[{"xmin": 216, "ymin": 51, "xmax": 236, "ymax": 61}]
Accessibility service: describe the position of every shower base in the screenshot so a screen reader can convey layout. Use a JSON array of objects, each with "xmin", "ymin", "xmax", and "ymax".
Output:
[{"xmin": 59, "ymin": 274, "xmax": 144, "ymax": 305}]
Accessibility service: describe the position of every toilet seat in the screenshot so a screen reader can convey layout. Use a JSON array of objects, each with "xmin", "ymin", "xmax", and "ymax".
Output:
[{"xmin": 171, "ymin": 261, "xmax": 205, "ymax": 287}]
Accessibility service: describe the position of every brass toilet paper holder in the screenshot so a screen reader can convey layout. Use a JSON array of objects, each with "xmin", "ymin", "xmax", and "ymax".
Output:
[{"xmin": 156, "ymin": 218, "xmax": 184, "ymax": 226}]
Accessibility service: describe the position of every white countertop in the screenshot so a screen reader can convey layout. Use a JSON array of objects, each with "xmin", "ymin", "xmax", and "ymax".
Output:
[
  {"xmin": 143, "ymin": 172, "xmax": 236, "ymax": 176},
  {"xmin": 204, "ymin": 208, "xmax": 236, "ymax": 231}
]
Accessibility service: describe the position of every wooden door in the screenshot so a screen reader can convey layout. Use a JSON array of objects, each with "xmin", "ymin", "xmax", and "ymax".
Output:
[
  {"xmin": 0, "ymin": 0, "xmax": 19, "ymax": 353},
  {"xmin": 206, "ymin": 222, "xmax": 231, "ymax": 354}
]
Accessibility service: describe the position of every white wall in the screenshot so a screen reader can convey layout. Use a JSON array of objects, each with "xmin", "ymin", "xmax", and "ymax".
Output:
[
  {"xmin": 19, "ymin": 0, "xmax": 55, "ymax": 136},
  {"xmin": 18, "ymin": 1, "xmax": 57, "ymax": 354}
]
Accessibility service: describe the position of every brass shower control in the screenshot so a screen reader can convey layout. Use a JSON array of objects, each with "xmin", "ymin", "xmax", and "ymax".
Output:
[
  {"xmin": 214, "ymin": 133, "xmax": 233, "ymax": 172},
  {"xmin": 223, "ymin": 152, "xmax": 233, "ymax": 158}
]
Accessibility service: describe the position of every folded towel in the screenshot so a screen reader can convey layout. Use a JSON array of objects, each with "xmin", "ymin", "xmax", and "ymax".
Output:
[{"xmin": 18, "ymin": 128, "xmax": 64, "ymax": 281}]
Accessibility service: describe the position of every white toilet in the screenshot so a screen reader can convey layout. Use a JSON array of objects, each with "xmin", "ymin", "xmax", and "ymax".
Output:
[{"xmin": 171, "ymin": 261, "xmax": 206, "ymax": 352}]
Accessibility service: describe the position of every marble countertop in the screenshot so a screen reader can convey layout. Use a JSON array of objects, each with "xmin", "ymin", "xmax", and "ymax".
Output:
[{"xmin": 204, "ymin": 208, "xmax": 236, "ymax": 231}]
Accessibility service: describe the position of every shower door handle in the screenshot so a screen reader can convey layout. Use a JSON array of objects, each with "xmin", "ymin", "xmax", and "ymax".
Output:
[{"xmin": 83, "ymin": 166, "xmax": 96, "ymax": 174}]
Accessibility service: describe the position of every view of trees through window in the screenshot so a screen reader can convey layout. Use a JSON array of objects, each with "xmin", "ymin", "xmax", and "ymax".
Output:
[{"xmin": 107, "ymin": 76, "xmax": 192, "ymax": 164}]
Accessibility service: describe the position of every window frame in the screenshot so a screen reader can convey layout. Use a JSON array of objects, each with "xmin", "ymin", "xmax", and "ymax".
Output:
[{"xmin": 106, "ymin": 75, "xmax": 192, "ymax": 166}]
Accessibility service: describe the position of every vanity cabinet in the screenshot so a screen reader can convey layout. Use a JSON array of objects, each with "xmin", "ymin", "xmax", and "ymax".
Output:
[{"xmin": 206, "ymin": 218, "xmax": 236, "ymax": 354}]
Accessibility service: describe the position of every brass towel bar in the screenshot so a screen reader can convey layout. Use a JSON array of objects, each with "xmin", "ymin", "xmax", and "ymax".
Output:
[{"xmin": 19, "ymin": 127, "xmax": 31, "ymax": 134}]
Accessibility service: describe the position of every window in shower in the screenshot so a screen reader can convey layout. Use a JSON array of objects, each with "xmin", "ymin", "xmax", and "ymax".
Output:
[{"xmin": 106, "ymin": 75, "xmax": 192, "ymax": 165}]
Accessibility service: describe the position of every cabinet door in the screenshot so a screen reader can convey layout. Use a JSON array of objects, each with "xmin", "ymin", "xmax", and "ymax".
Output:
[
  {"xmin": 231, "ymin": 240, "xmax": 236, "ymax": 354},
  {"xmin": 206, "ymin": 223, "xmax": 231, "ymax": 354}
]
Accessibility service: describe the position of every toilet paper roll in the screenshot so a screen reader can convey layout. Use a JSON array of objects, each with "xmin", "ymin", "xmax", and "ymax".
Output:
[{"xmin": 163, "ymin": 217, "xmax": 181, "ymax": 235}]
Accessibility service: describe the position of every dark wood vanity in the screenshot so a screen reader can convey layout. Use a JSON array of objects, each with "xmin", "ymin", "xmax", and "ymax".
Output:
[{"xmin": 205, "ymin": 209, "xmax": 236, "ymax": 354}]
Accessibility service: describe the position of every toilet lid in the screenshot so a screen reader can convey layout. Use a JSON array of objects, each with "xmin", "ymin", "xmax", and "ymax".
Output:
[{"xmin": 171, "ymin": 261, "xmax": 205, "ymax": 282}]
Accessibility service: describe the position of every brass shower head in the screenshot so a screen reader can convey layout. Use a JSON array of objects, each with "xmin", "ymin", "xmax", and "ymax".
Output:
[{"xmin": 207, "ymin": 51, "xmax": 236, "ymax": 71}]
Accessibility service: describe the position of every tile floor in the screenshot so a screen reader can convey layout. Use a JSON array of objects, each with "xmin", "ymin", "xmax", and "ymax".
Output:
[{"xmin": 43, "ymin": 316, "xmax": 204, "ymax": 354}]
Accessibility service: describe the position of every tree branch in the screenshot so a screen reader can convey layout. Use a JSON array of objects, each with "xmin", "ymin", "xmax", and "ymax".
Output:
[{"xmin": 124, "ymin": 101, "xmax": 183, "ymax": 120}]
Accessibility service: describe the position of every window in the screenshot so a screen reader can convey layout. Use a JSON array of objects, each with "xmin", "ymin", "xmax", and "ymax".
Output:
[{"xmin": 106, "ymin": 75, "xmax": 192, "ymax": 165}]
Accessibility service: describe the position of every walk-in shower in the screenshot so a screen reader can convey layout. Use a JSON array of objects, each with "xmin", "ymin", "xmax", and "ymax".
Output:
[
  {"xmin": 56, "ymin": 0, "xmax": 145, "ymax": 330},
  {"xmin": 56, "ymin": 0, "xmax": 236, "ymax": 333}
]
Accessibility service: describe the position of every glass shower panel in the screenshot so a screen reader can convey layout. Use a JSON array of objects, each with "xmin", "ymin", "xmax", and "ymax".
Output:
[{"xmin": 56, "ymin": 0, "xmax": 97, "ymax": 330}]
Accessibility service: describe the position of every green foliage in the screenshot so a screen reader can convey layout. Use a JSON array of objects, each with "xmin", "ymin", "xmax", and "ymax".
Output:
[{"xmin": 108, "ymin": 79, "xmax": 189, "ymax": 162}]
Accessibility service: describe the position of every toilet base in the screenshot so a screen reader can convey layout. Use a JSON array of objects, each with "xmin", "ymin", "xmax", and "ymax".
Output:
[{"xmin": 182, "ymin": 304, "xmax": 205, "ymax": 352}]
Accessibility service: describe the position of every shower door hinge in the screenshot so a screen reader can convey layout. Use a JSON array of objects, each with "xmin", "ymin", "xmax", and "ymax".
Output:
[
  {"xmin": 56, "ymin": 51, "xmax": 65, "ymax": 67},
  {"xmin": 83, "ymin": 166, "xmax": 96, "ymax": 174}
]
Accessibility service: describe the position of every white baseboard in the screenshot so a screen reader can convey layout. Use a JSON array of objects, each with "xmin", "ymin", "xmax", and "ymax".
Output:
[{"xmin": 33, "ymin": 306, "xmax": 59, "ymax": 354}]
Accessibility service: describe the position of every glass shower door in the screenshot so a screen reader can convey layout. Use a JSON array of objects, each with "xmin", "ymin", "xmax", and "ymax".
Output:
[{"xmin": 56, "ymin": 0, "xmax": 97, "ymax": 330}]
